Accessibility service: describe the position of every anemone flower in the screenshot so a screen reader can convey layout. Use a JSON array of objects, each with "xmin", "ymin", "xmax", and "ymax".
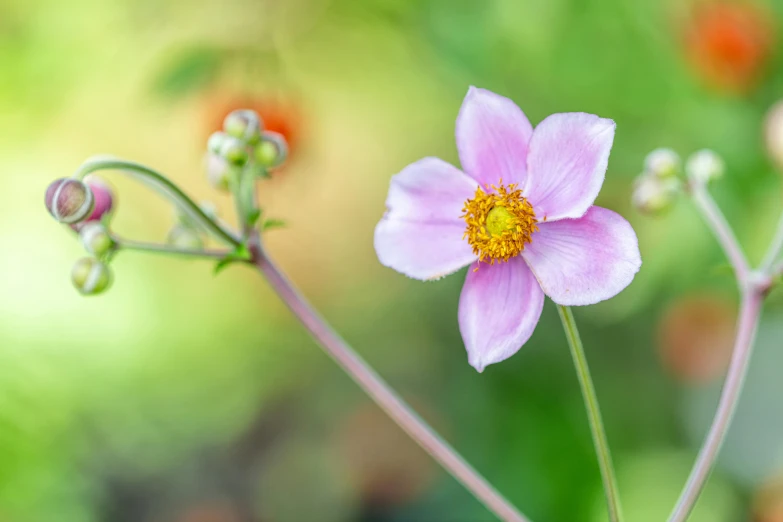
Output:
[{"xmin": 374, "ymin": 87, "xmax": 641, "ymax": 372}]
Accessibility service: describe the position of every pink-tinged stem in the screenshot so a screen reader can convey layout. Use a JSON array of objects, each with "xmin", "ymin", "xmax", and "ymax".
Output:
[
  {"xmin": 760, "ymin": 210, "xmax": 783, "ymax": 273},
  {"xmin": 667, "ymin": 290, "xmax": 763, "ymax": 522},
  {"xmin": 249, "ymin": 245, "xmax": 530, "ymax": 522},
  {"xmin": 690, "ymin": 184, "xmax": 750, "ymax": 282}
]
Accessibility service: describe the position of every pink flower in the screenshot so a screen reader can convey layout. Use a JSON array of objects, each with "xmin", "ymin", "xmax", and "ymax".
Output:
[{"xmin": 374, "ymin": 87, "xmax": 642, "ymax": 372}]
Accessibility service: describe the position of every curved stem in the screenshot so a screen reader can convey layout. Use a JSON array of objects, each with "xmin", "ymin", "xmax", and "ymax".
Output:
[
  {"xmin": 690, "ymin": 183, "xmax": 750, "ymax": 282},
  {"xmin": 557, "ymin": 306, "xmax": 624, "ymax": 522},
  {"xmin": 667, "ymin": 291, "xmax": 763, "ymax": 522},
  {"xmin": 74, "ymin": 157, "xmax": 241, "ymax": 247},
  {"xmin": 115, "ymin": 238, "xmax": 232, "ymax": 259},
  {"xmin": 761, "ymin": 210, "xmax": 783, "ymax": 273},
  {"xmin": 247, "ymin": 243, "xmax": 530, "ymax": 522}
]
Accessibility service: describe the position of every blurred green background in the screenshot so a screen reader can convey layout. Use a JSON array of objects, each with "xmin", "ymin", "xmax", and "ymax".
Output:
[{"xmin": 4, "ymin": 0, "xmax": 783, "ymax": 520}]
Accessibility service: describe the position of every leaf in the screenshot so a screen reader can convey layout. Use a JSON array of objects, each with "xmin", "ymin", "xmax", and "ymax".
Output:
[
  {"xmin": 262, "ymin": 218, "xmax": 286, "ymax": 231},
  {"xmin": 151, "ymin": 46, "xmax": 223, "ymax": 98},
  {"xmin": 214, "ymin": 243, "xmax": 251, "ymax": 275},
  {"xmin": 247, "ymin": 209, "xmax": 262, "ymax": 227}
]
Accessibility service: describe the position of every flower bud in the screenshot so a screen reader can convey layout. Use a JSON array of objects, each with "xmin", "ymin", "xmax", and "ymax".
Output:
[
  {"xmin": 205, "ymin": 152, "xmax": 237, "ymax": 191},
  {"xmin": 167, "ymin": 225, "xmax": 204, "ymax": 250},
  {"xmin": 632, "ymin": 174, "xmax": 680, "ymax": 215},
  {"xmin": 219, "ymin": 136, "xmax": 249, "ymax": 166},
  {"xmin": 254, "ymin": 131, "xmax": 289, "ymax": 169},
  {"xmin": 86, "ymin": 179, "xmax": 114, "ymax": 220},
  {"xmin": 79, "ymin": 222, "xmax": 114, "ymax": 257},
  {"xmin": 71, "ymin": 257, "xmax": 112, "ymax": 296},
  {"xmin": 686, "ymin": 149, "xmax": 724, "ymax": 184},
  {"xmin": 223, "ymin": 109, "xmax": 262, "ymax": 144},
  {"xmin": 764, "ymin": 100, "xmax": 783, "ymax": 170},
  {"xmin": 644, "ymin": 148, "xmax": 681, "ymax": 179},
  {"xmin": 45, "ymin": 178, "xmax": 95, "ymax": 224},
  {"xmin": 207, "ymin": 131, "xmax": 228, "ymax": 154}
]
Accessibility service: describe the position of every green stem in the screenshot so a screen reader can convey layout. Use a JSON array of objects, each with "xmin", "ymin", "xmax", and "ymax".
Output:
[
  {"xmin": 558, "ymin": 305, "xmax": 623, "ymax": 522},
  {"xmin": 115, "ymin": 238, "xmax": 232, "ymax": 259},
  {"xmin": 74, "ymin": 157, "xmax": 241, "ymax": 247}
]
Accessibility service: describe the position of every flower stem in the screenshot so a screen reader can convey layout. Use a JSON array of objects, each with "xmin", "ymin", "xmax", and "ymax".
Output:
[
  {"xmin": 75, "ymin": 157, "xmax": 241, "ymax": 247},
  {"xmin": 115, "ymin": 238, "xmax": 232, "ymax": 259},
  {"xmin": 690, "ymin": 183, "xmax": 750, "ymax": 282},
  {"xmin": 247, "ymin": 241, "xmax": 530, "ymax": 522},
  {"xmin": 761, "ymin": 210, "xmax": 783, "ymax": 273},
  {"xmin": 557, "ymin": 305, "xmax": 623, "ymax": 522},
  {"xmin": 666, "ymin": 291, "xmax": 763, "ymax": 522}
]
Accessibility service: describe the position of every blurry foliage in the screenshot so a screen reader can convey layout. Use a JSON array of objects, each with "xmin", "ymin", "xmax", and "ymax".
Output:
[{"xmin": 151, "ymin": 46, "xmax": 224, "ymax": 99}]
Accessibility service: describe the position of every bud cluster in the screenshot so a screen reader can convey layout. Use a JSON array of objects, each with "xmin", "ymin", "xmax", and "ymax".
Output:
[
  {"xmin": 205, "ymin": 110, "xmax": 289, "ymax": 191},
  {"xmin": 44, "ymin": 176, "xmax": 116, "ymax": 295},
  {"xmin": 632, "ymin": 148, "xmax": 683, "ymax": 215},
  {"xmin": 632, "ymin": 147, "xmax": 725, "ymax": 215},
  {"xmin": 43, "ymin": 108, "xmax": 290, "ymax": 298}
]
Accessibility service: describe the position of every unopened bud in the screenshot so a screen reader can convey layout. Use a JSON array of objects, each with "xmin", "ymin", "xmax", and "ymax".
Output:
[
  {"xmin": 207, "ymin": 131, "xmax": 228, "ymax": 154},
  {"xmin": 644, "ymin": 148, "xmax": 681, "ymax": 179},
  {"xmin": 254, "ymin": 131, "xmax": 288, "ymax": 169},
  {"xmin": 45, "ymin": 178, "xmax": 95, "ymax": 224},
  {"xmin": 764, "ymin": 100, "xmax": 783, "ymax": 170},
  {"xmin": 205, "ymin": 153, "xmax": 236, "ymax": 191},
  {"xmin": 686, "ymin": 149, "xmax": 724, "ymax": 184},
  {"xmin": 632, "ymin": 174, "xmax": 681, "ymax": 215},
  {"xmin": 71, "ymin": 257, "xmax": 112, "ymax": 296},
  {"xmin": 167, "ymin": 225, "xmax": 204, "ymax": 250},
  {"xmin": 72, "ymin": 179, "xmax": 115, "ymax": 231},
  {"xmin": 219, "ymin": 136, "xmax": 249, "ymax": 166},
  {"xmin": 223, "ymin": 109, "xmax": 262, "ymax": 145},
  {"xmin": 79, "ymin": 222, "xmax": 114, "ymax": 257}
]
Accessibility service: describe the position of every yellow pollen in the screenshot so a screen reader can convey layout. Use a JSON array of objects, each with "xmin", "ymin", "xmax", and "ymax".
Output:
[{"xmin": 461, "ymin": 182, "xmax": 538, "ymax": 265}]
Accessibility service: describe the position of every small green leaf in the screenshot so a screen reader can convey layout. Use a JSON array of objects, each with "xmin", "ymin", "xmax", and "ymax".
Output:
[
  {"xmin": 214, "ymin": 243, "xmax": 251, "ymax": 275},
  {"xmin": 247, "ymin": 209, "xmax": 262, "ymax": 227},
  {"xmin": 262, "ymin": 218, "xmax": 286, "ymax": 231},
  {"xmin": 151, "ymin": 46, "xmax": 223, "ymax": 98}
]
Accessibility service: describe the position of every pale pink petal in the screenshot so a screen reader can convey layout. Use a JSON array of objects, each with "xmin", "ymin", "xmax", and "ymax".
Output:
[
  {"xmin": 458, "ymin": 258, "xmax": 544, "ymax": 372},
  {"xmin": 524, "ymin": 113, "xmax": 615, "ymax": 221},
  {"xmin": 374, "ymin": 157, "xmax": 478, "ymax": 280},
  {"xmin": 522, "ymin": 207, "xmax": 641, "ymax": 306},
  {"xmin": 456, "ymin": 86, "xmax": 533, "ymax": 188}
]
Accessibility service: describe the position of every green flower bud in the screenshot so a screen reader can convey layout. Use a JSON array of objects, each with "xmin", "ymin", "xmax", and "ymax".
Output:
[
  {"xmin": 45, "ymin": 178, "xmax": 95, "ymax": 224},
  {"xmin": 632, "ymin": 174, "xmax": 681, "ymax": 215},
  {"xmin": 71, "ymin": 257, "xmax": 112, "ymax": 296},
  {"xmin": 223, "ymin": 109, "xmax": 262, "ymax": 145},
  {"xmin": 167, "ymin": 225, "xmax": 204, "ymax": 250},
  {"xmin": 219, "ymin": 136, "xmax": 249, "ymax": 166},
  {"xmin": 254, "ymin": 131, "xmax": 288, "ymax": 169},
  {"xmin": 79, "ymin": 222, "xmax": 114, "ymax": 257},
  {"xmin": 686, "ymin": 149, "xmax": 724, "ymax": 184},
  {"xmin": 644, "ymin": 148, "xmax": 681, "ymax": 179}
]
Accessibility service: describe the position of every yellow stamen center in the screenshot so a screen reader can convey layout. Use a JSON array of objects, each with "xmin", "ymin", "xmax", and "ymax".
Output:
[{"xmin": 461, "ymin": 183, "xmax": 538, "ymax": 264}]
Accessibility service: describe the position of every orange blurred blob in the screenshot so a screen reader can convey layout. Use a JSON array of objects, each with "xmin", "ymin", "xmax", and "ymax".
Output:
[
  {"xmin": 202, "ymin": 92, "xmax": 303, "ymax": 160},
  {"xmin": 753, "ymin": 475, "xmax": 783, "ymax": 522},
  {"xmin": 683, "ymin": 1, "xmax": 775, "ymax": 93},
  {"xmin": 658, "ymin": 293, "xmax": 736, "ymax": 384},
  {"xmin": 173, "ymin": 501, "xmax": 243, "ymax": 522},
  {"xmin": 334, "ymin": 401, "xmax": 439, "ymax": 508}
]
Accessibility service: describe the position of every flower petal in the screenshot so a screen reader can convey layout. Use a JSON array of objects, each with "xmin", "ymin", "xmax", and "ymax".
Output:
[
  {"xmin": 522, "ymin": 206, "xmax": 641, "ymax": 306},
  {"xmin": 458, "ymin": 258, "xmax": 544, "ymax": 372},
  {"xmin": 524, "ymin": 113, "xmax": 615, "ymax": 221},
  {"xmin": 374, "ymin": 157, "xmax": 478, "ymax": 280},
  {"xmin": 456, "ymin": 86, "xmax": 534, "ymax": 188}
]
